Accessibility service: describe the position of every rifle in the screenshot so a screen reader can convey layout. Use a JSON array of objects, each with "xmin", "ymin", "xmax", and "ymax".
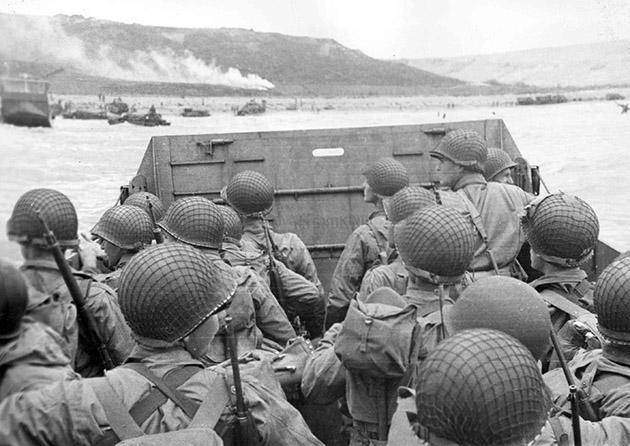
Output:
[
  {"xmin": 146, "ymin": 196, "xmax": 164, "ymax": 244},
  {"xmin": 260, "ymin": 215, "xmax": 286, "ymax": 308},
  {"xmin": 35, "ymin": 210, "xmax": 116, "ymax": 370},
  {"xmin": 549, "ymin": 326, "xmax": 597, "ymax": 431},
  {"xmin": 224, "ymin": 315, "xmax": 263, "ymax": 446}
]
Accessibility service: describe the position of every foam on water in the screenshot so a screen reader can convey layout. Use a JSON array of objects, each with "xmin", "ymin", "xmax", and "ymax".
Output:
[{"xmin": 1, "ymin": 99, "xmax": 628, "ymax": 262}]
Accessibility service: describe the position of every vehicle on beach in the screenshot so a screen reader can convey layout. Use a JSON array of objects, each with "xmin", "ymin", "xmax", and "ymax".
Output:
[
  {"xmin": 181, "ymin": 107, "xmax": 210, "ymax": 117},
  {"xmin": 0, "ymin": 76, "xmax": 52, "ymax": 127},
  {"xmin": 107, "ymin": 112, "xmax": 171, "ymax": 126},
  {"xmin": 517, "ymin": 95, "xmax": 568, "ymax": 106},
  {"xmin": 61, "ymin": 109, "xmax": 108, "ymax": 120},
  {"xmin": 235, "ymin": 99, "xmax": 267, "ymax": 116}
]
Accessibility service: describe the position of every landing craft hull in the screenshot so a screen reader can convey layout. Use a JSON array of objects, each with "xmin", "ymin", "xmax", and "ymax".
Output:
[{"xmin": 0, "ymin": 78, "xmax": 52, "ymax": 128}]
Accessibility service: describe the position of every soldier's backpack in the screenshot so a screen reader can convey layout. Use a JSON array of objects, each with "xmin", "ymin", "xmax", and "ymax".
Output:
[{"xmin": 334, "ymin": 289, "xmax": 422, "ymax": 380}]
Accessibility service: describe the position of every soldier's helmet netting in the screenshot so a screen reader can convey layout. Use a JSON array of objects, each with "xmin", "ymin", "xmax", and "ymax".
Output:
[
  {"xmin": 523, "ymin": 193, "xmax": 599, "ymax": 267},
  {"xmin": 484, "ymin": 148, "xmax": 517, "ymax": 181},
  {"xmin": 157, "ymin": 197, "xmax": 224, "ymax": 249},
  {"xmin": 429, "ymin": 129, "xmax": 488, "ymax": 173},
  {"xmin": 415, "ymin": 328, "xmax": 551, "ymax": 446},
  {"xmin": 387, "ymin": 186, "xmax": 437, "ymax": 225},
  {"xmin": 395, "ymin": 205, "xmax": 476, "ymax": 279},
  {"xmin": 91, "ymin": 205, "xmax": 154, "ymax": 250},
  {"xmin": 118, "ymin": 244, "xmax": 237, "ymax": 342},
  {"xmin": 594, "ymin": 257, "xmax": 630, "ymax": 342},
  {"xmin": 218, "ymin": 205, "xmax": 243, "ymax": 244},
  {"xmin": 124, "ymin": 192, "xmax": 166, "ymax": 221},
  {"xmin": 0, "ymin": 259, "xmax": 28, "ymax": 340},
  {"xmin": 225, "ymin": 170, "xmax": 274, "ymax": 215},
  {"xmin": 7, "ymin": 188, "xmax": 78, "ymax": 247},
  {"xmin": 362, "ymin": 157, "xmax": 410, "ymax": 197},
  {"xmin": 450, "ymin": 276, "xmax": 551, "ymax": 360}
]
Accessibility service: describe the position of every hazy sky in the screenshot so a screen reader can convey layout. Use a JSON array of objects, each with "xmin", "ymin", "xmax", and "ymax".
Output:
[{"xmin": 1, "ymin": 0, "xmax": 629, "ymax": 59}]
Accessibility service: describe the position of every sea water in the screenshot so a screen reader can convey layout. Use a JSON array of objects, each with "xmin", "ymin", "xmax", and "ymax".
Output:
[{"xmin": 1, "ymin": 98, "xmax": 628, "ymax": 262}]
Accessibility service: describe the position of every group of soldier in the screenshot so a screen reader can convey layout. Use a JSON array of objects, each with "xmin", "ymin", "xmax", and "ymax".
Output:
[{"xmin": 1, "ymin": 128, "xmax": 630, "ymax": 445}]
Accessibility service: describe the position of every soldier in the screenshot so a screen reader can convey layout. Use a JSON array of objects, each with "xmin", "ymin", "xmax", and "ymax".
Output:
[
  {"xmin": 544, "ymin": 257, "xmax": 630, "ymax": 420},
  {"xmin": 326, "ymin": 157, "xmax": 409, "ymax": 327},
  {"xmin": 483, "ymin": 147, "xmax": 516, "ymax": 184},
  {"xmin": 123, "ymin": 191, "xmax": 167, "ymax": 221},
  {"xmin": 396, "ymin": 329, "xmax": 551, "ymax": 446},
  {"xmin": 7, "ymin": 188, "xmax": 134, "ymax": 377},
  {"xmin": 158, "ymin": 196, "xmax": 296, "ymax": 363},
  {"xmin": 359, "ymin": 186, "xmax": 436, "ymax": 297},
  {"xmin": 430, "ymin": 129, "xmax": 534, "ymax": 280},
  {"xmin": 0, "ymin": 244, "xmax": 324, "ymax": 446},
  {"xmin": 523, "ymin": 193, "xmax": 600, "ymax": 370},
  {"xmin": 227, "ymin": 170, "xmax": 324, "ymax": 295},
  {"xmin": 219, "ymin": 205, "xmax": 324, "ymax": 340},
  {"xmin": 0, "ymin": 259, "xmax": 79, "ymax": 398},
  {"xmin": 86, "ymin": 205, "xmax": 154, "ymax": 290}
]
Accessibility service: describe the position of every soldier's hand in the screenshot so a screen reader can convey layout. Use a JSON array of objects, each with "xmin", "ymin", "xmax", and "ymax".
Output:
[{"xmin": 78, "ymin": 233, "xmax": 103, "ymax": 272}]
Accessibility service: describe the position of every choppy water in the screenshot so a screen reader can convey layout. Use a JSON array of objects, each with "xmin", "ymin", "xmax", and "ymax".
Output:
[{"xmin": 1, "ymin": 98, "xmax": 629, "ymax": 262}]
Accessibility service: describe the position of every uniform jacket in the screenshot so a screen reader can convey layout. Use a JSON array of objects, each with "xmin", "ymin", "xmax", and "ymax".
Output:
[
  {"xmin": 453, "ymin": 173, "xmax": 533, "ymax": 272},
  {"xmin": 201, "ymin": 254, "xmax": 296, "ymax": 364},
  {"xmin": 20, "ymin": 259, "xmax": 135, "ymax": 377},
  {"xmin": 358, "ymin": 257, "xmax": 408, "ymax": 298},
  {"xmin": 326, "ymin": 211, "xmax": 390, "ymax": 327},
  {"xmin": 94, "ymin": 252, "xmax": 135, "ymax": 291},
  {"xmin": 222, "ymin": 242, "xmax": 324, "ymax": 339},
  {"xmin": 0, "ymin": 345, "xmax": 323, "ymax": 446},
  {"xmin": 0, "ymin": 318, "xmax": 79, "ymax": 399}
]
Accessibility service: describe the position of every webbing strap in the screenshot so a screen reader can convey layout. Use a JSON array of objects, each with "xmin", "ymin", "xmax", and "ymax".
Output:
[
  {"xmin": 129, "ymin": 365, "xmax": 203, "ymax": 426},
  {"xmin": 124, "ymin": 363, "xmax": 199, "ymax": 419},
  {"xmin": 540, "ymin": 290, "xmax": 593, "ymax": 319},
  {"xmin": 90, "ymin": 377, "xmax": 145, "ymax": 441},
  {"xmin": 367, "ymin": 220, "xmax": 389, "ymax": 263},
  {"xmin": 190, "ymin": 374, "xmax": 232, "ymax": 429}
]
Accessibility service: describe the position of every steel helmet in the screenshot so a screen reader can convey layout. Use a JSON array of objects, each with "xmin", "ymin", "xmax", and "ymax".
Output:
[
  {"xmin": 448, "ymin": 276, "xmax": 551, "ymax": 360},
  {"xmin": 430, "ymin": 129, "xmax": 488, "ymax": 173},
  {"xmin": 7, "ymin": 188, "xmax": 78, "ymax": 247},
  {"xmin": 118, "ymin": 244, "xmax": 237, "ymax": 342},
  {"xmin": 386, "ymin": 186, "xmax": 437, "ymax": 224},
  {"xmin": 594, "ymin": 257, "xmax": 630, "ymax": 343},
  {"xmin": 124, "ymin": 192, "xmax": 166, "ymax": 221},
  {"xmin": 415, "ymin": 328, "xmax": 551, "ymax": 446},
  {"xmin": 0, "ymin": 259, "xmax": 28, "ymax": 341},
  {"xmin": 484, "ymin": 148, "xmax": 516, "ymax": 181},
  {"xmin": 523, "ymin": 193, "xmax": 599, "ymax": 267},
  {"xmin": 91, "ymin": 205, "xmax": 154, "ymax": 250},
  {"xmin": 225, "ymin": 171, "xmax": 274, "ymax": 215},
  {"xmin": 218, "ymin": 205, "xmax": 243, "ymax": 244},
  {"xmin": 362, "ymin": 157, "xmax": 410, "ymax": 197},
  {"xmin": 395, "ymin": 205, "xmax": 477, "ymax": 281},
  {"xmin": 158, "ymin": 197, "xmax": 224, "ymax": 249}
]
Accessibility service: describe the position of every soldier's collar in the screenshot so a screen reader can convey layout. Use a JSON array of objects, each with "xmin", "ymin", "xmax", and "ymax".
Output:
[{"xmin": 452, "ymin": 172, "xmax": 486, "ymax": 191}]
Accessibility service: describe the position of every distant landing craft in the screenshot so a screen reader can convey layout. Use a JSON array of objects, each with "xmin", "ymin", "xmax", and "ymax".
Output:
[{"xmin": 618, "ymin": 103, "xmax": 629, "ymax": 114}]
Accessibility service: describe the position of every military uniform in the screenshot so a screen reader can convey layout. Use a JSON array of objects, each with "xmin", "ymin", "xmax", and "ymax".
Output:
[
  {"xmin": 20, "ymin": 259, "xmax": 134, "ymax": 377},
  {"xmin": 222, "ymin": 240, "xmax": 324, "ymax": 339},
  {"xmin": 94, "ymin": 252, "xmax": 135, "ymax": 291},
  {"xmin": 358, "ymin": 257, "xmax": 408, "ymax": 297}
]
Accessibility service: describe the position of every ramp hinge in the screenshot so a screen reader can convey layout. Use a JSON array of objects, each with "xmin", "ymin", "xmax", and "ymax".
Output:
[{"xmin": 197, "ymin": 139, "xmax": 234, "ymax": 157}]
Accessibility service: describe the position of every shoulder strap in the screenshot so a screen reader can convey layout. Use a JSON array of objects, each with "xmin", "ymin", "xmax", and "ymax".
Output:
[
  {"xmin": 190, "ymin": 373, "xmax": 233, "ymax": 429},
  {"xmin": 124, "ymin": 362, "xmax": 199, "ymax": 419},
  {"xmin": 548, "ymin": 416, "xmax": 570, "ymax": 446},
  {"xmin": 90, "ymin": 377, "xmax": 145, "ymax": 441},
  {"xmin": 367, "ymin": 220, "xmax": 388, "ymax": 263},
  {"xmin": 540, "ymin": 289, "xmax": 592, "ymax": 319}
]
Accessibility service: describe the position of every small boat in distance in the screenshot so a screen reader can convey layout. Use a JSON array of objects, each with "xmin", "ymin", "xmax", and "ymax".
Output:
[
  {"xmin": 235, "ymin": 99, "xmax": 266, "ymax": 116},
  {"xmin": 181, "ymin": 107, "xmax": 210, "ymax": 117},
  {"xmin": 0, "ymin": 75, "xmax": 52, "ymax": 127}
]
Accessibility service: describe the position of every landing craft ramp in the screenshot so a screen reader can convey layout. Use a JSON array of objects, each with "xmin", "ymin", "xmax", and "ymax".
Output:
[{"xmin": 129, "ymin": 118, "xmax": 618, "ymax": 290}]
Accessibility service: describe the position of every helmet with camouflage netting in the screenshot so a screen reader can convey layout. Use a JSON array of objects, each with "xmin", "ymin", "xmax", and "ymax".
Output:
[
  {"xmin": 594, "ymin": 257, "xmax": 630, "ymax": 343},
  {"xmin": 430, "ymin": 129, "xmax": 488, "ymax": 173},
  {"xmin": 394, "ymin": 205, "xmax": 476, "ymax": 282},
  {"xmin": 387, "ymin": 186, "xmax": 437, "ymax": 224},
  {"xmin": 118, "ymin": 244, "xmax": 237, "ymax": 342},
  {"xmin": 218, "ymin": 205, "xmax": 243, "ymax": 244},
  {"xmin": 91, "ymin": 205, "xmax": 154, "ymax": 250},
  {"xmin": 225, "ymin": 170, "xmax": 274, "ymax": 216},
  {"xmin": 0, "ymin": 259, "xmax": 29, "ymax": 341},
  {"xmin": 158, "ymin": 197, "xmax": 224, "ymax": 249},
  {"xmin": 124, "ymin": 192, "xmax": 166, "ymax": 221},
  {"xmin": 522, "ymin": 193, "xmax": 599, "ymax": 267},
  {"xmin": 415, "ymin": 328, "xmax": 551, "ymax": 446},
  {"xmin": 484, "ymin": 148, "xmax": 516, "ymax": 182},
  {"xmin": 448, "ymin": 276, "xmax": 551, "ymax": 360},
  {"xmin": 7, "ymin": 188, "xmax": 78, "ymax": 247},
  {"xmin": 362, "ymin": 157, "xmax": 409, "ymax": 197}
]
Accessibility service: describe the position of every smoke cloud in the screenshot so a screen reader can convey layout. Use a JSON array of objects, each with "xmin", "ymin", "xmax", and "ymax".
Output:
[{"xmin": 0, "ymin": 14, "xmax": 274, "ymax": 90}]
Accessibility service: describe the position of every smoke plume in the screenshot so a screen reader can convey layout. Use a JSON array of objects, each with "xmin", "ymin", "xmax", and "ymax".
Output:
[{"xmin": 0, "ymin": 14, "xmax": 274, "ymax": 90}]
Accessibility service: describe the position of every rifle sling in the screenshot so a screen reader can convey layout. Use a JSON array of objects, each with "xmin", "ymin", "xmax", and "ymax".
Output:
[{"xmin": 540, "ymin": 290, "xmax": 592, "ymax": 319}]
